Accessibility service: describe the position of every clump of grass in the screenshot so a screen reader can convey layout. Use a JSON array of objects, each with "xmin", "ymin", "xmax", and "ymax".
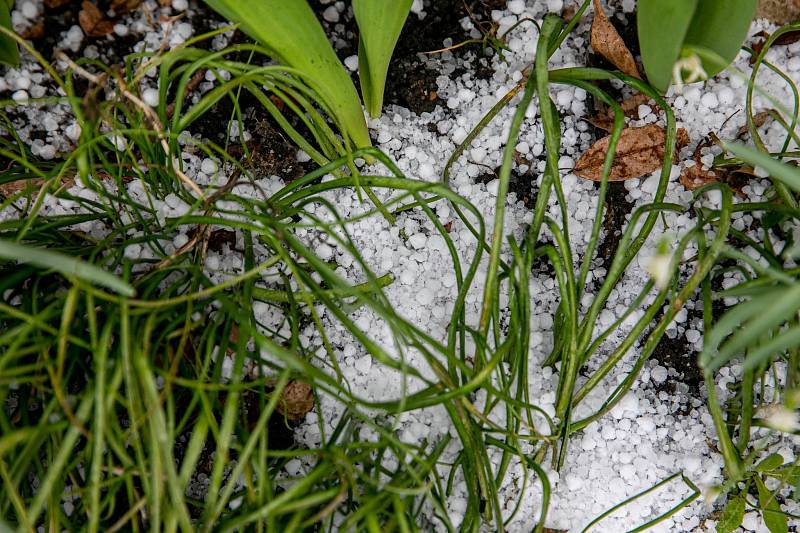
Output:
[
  {"xmin": 0, "ymin": 26, "xmax": 547, "ymax": 532},
  {"xmin": 1, "ymin": 5, "xmax": 798, "ymax": 532}
]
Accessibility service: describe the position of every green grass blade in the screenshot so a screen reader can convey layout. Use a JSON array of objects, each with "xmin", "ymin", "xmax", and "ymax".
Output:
[
  {"xmin": 203, "ymin": 0, "xmax": 371, "ymax": 148},
  {"xmin": 353, "ymin": 0, "xmax": 412, "ymax": 118},
  {"xmin": 714, "ymin": 284, "xmax": 800, "ymax": 366},
  {"xmin": 0, "ymin": 240, "xmax": 134, "ymax": 296},
  {"xmin": 743, "ymin": 324, "xmax": 800, "ymax": 370},
  {"xmin": 723, "ymin": 142, "xmax": 800, "ymax": 193}
]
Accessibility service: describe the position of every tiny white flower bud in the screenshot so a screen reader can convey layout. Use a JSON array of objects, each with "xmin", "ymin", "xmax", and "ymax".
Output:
[
  {"xmin": 758, "ymin": 404, "xmax": 800, "ymax": 433},
  {"xmin": 645, "ymin": 253, "xmax": 673, "ymax": 290}
]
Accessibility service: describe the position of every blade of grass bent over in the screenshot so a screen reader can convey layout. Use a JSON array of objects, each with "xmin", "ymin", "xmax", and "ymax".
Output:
[{"xmin": 0, "ymin": 240, "xmax": 134, "ymax": 296}]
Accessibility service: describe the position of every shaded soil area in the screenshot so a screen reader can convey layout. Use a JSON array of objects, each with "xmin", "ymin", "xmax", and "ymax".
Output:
[
  {"xmin": 311, "ymin": 0, "xmax": 502, "ymax": 115},
  {"xmin": 190, "ymin": 90, "xmax": 315, "ymax": 181},
  {"xmin": 597, "ymin": 182, "xmax": 634, "ymax": 266}
]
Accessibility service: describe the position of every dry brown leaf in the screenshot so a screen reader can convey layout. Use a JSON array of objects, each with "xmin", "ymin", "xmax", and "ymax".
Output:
[
  {"xmin": 679, "ymin": 137, "xmax": 720, "ymax": 190},
  {"xmin": 574, "ymin": 124, "xmax": 689, "ymax": 181},
  {"xmin": 276, "ymin": 381, "xmax": 315, "ymax": 421},
  {"xmin": 44, "ymin": 0, "xmax": 73, "ymax": 8},
  {"xmin": 0, "ymin": 178, "xmax": 49, "ymax": 196},
  {"xmin": 734, "ymin": 109, "xmax": 774, "ymax": 139},
  {"xmin": 680, "ymin": 163, "xmax": 722, "ymax": 190},
  {"xmin": 111, "ymin": 0, "xmax": 143, "ymax": 14},
  {"xmin": 590, "ymin": 0, "xmax": 640, "ymax": 79},
  {"xmin": 79, "ymin": 1, "xmax": 114, "ymax": 37},
  {"xmin": 756, "ymin": 0, "xmax": 800, "ymax": 24},
  {"xmin": 588, "ymin": 93, "xmax": 653, "ymax": 131},
  {"xmin": 21, "ymin": 21, "xmax": 45, "ymax": 40},
  {"xmin": 750, "ymin": 30, "xmax": 800, "ymax": 64}
]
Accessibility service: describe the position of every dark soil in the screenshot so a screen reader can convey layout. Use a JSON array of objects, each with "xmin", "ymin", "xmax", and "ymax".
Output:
[
  {"xmin": 310, "ymin": 0, "xmax": 502, "ymax": 115},
  {"xmin": 190, "ymin": 89, "xmax": 314, "ymax": 181},
  {"xmin": 474, "ymin": 162, "xmax": 539, "ymax": 209},
  {"xmin": 383, "ymin": 0, "xmax": 503, "ymax": 114},
  {"xmin": 597, "ymin": 182, "xmax": 634, "ymax": 267},
  {"xmin": 651, "ymin": 333, "xmax": 703, "ymax": 393}
]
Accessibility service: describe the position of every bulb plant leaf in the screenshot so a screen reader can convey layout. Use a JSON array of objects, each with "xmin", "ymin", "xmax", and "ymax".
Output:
[
  {"xmin": 638, "ymin": 0, "xmax": 757, "ymax": 93},
  {"xmin": 0, "ymin": 0, "xmax": 19, "ymax": 67},
  {"xmin": 352, "ymin": 0, "xmax": 412, "ymax": 118},
  {"xmin": 682, "ymin": 0, "xmax": 757, "ymax": 78},
  {"xmin": 203, "ymin": 0, "xmax": 372, "ymax": 149}
]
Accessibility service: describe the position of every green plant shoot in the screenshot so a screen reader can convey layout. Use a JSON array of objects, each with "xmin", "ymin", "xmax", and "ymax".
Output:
[
  {"xmin": 637, "ymin": 0, "xmax": 757, "ymax": 93},
  {"xmin": 203, "ymin": 0, "xmax": 372, "ymax": 149},
  {"xmin": 353, "ymin": 0, "xmax": 412, "ymax": 118},
  {"xmin": 0, "ymin": 0, "xmax": 19, "ymax": 67}
]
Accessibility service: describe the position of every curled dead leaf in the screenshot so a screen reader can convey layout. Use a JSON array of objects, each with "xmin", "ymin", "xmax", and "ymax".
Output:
[
  {"xmin": 734, "ymin": 109, "xmax": 775, "ymax": 140},
  {"xmin": 277, "ymin": 381, "xmax": 315, "ymax": 421},
  {"xmin": 79, "ymin": 1, "xmax": 114, "ymax": 37},
  {"xmin": 590, "ymin": 0, "xmax": 640, "ymax": 79},
  {"xmin": 751, "ymin": 29, "xmax": 800, "ymax": 63},
  {"xmin": 588, "ymin": 93, "xmax": 653, "ymax": 132},
  {"xmin": 574, "ymin": 124, "xmax": 689, "ymax": 181}
]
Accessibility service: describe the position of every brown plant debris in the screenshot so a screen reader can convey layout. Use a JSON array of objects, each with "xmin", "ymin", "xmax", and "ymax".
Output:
[
  {"xmin": 574, "ymin": 124, "xmax": 689, "ymax": 181},
  {"xmin": 750, "ymin": 29, "xmax": 800, "ymax": 64},
  {"xmin": 756, "ymin": 0, "xmax": 800, "ymax": 24},
  {"xmin": 590, "ymin": 0, "xmax": 640, "ymax": 79},
  {"xmin": 679, "ymin": 134, "xmax": 759, "ymax": 196},
  {"xmin": 79, "ymin": 1, "xmax": 114, "ymax": 37},
  {"xmin": 44, "ymin": 0, "xmax": 72, "ymax": 8},
  {"xmin": 276, "ymin": 381, "xmax": 315, "ymax": 421},
  {"xmin": 21, "ymin": 21, "xmax": 45, "ymax": 40},
  {"xmin": 111, "ymin": 0, "xmax": 143, "ymax": 13},
  {"xmin": 588, "ymin": 93, "xmax": 653, "ymax": 132},
  {"xmin": 680, "ymin": 138, "xmax": 722, "ymax": 191}
]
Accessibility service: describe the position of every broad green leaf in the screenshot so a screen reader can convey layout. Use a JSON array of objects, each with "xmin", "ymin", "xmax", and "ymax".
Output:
[
  {"xmin": 743, "ymin": 325, "xmax": 800, "ymax": 371},
  {"xmin": 682, "ymin": 0, "xmax": 757, "ymax": 78},
  {"xmin": 637, "ymin": 0, "xmax": 697, "ymax": 92},
  {"xmin": 756, "ymin": 454, "xmax": 786, "ymax": 473},
  {"xmin": 203, "ymin": 0, "xmax": 371, "ymax": 149},
  {"xmin": 0, "ymin": 1, "xmax": 19, "ymax": 67},
  {"xmin": 638, "ymin": 0, "xmax": 756, "ymax": 93},
  {"xmin": 353, "ymin": 0, "xmax": 412, "ymax": 118},
  {"xmin": 723, "ymin": 142, "xmax": 800, "ymax": 193},
  {"xmin": 766, "ymin": 465, "xmax": 800, "ymax": 490},
  {"xmin": 713, "ymin": 283, "xmax": 800, "ymax": 369},
  {"xmin": 755, "ymin": 475, "xmax": 788, "ymax": 533},
  {"xmin": 0, "ymin": 240, "xmax": 134, "ymax": 296},
  {"xmin": 698, "ymin": 286, "xmax": 782, "ymax": 370},
  {"xmin": 716, "ymin": 491, "xmax": 746, "ymax": 533}
]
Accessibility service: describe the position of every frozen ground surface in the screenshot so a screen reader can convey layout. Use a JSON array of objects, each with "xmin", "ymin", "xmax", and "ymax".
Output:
[{"xmin": 2, "ymin": 0, "xmax": 800, "ymax": 531}]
